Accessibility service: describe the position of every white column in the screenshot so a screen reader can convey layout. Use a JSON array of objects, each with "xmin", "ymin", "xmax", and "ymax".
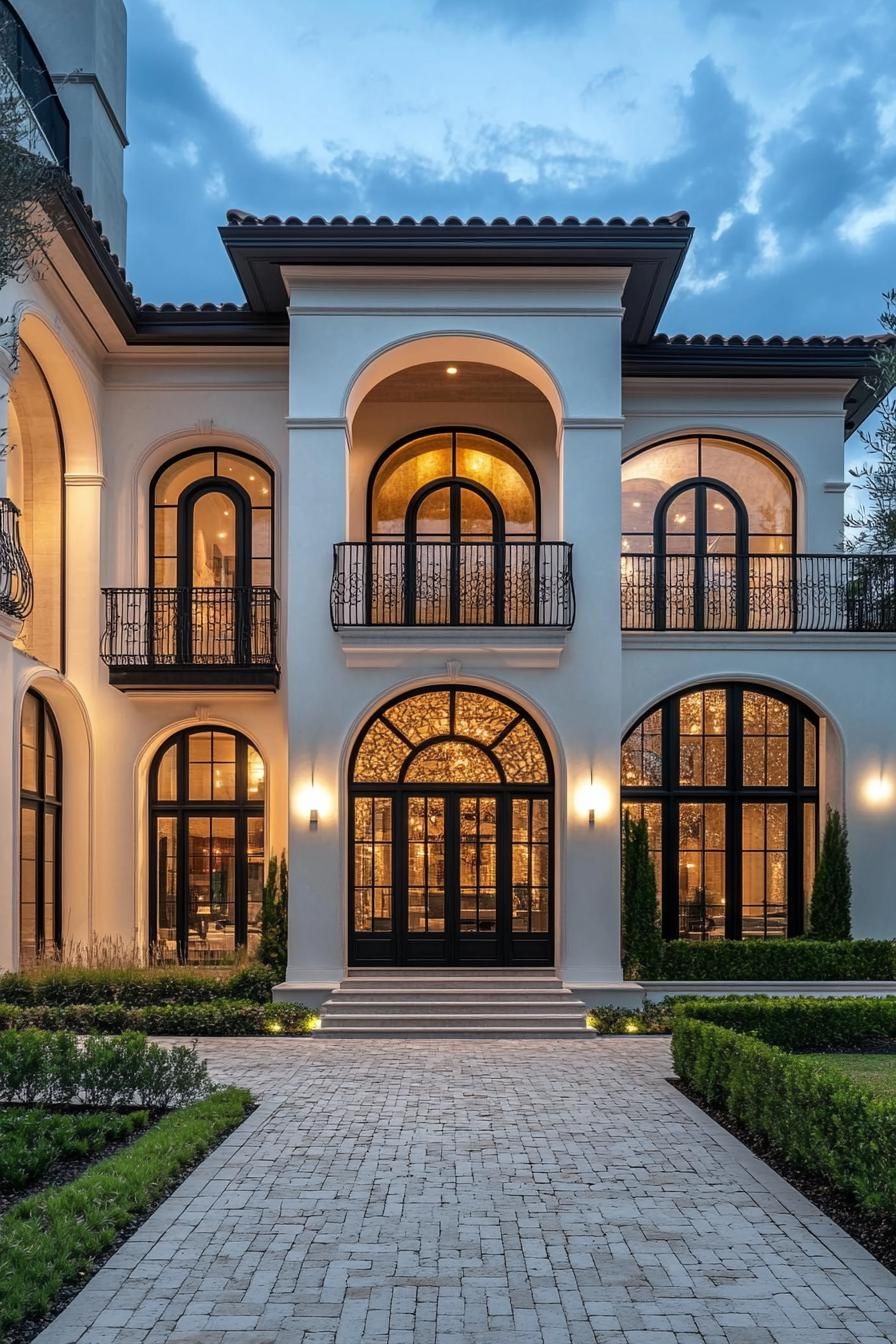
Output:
[
  {"xmin": 283, "ymin": 421, "xmax": 348, "ymax": 994},
  {"xmin": 556, "ymin": 423, "xmax": 624, "ymax": 987}
]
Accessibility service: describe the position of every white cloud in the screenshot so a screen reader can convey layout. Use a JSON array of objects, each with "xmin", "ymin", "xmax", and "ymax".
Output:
[
  {"xmin": 678, "ymin": 267, "xmax": 729, "ymax": 296},
  {"xmin": 838, "ymin": 181, "xmax": 896, "ymax": 247}
]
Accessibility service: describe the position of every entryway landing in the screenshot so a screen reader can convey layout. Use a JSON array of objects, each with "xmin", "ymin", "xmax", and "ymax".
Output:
[{"xmin": 317, "ymin": 967, "xmax": 591, "ymax": 1037}]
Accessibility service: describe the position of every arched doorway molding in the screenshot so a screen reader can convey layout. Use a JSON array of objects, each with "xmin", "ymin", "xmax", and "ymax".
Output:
[
  {"xmin": 343, "ymin": 332, "xmax": 566, "ymax": 455},
  {"xmin": 13, "ymin": 666, "xmax": 94, "ymax": 962},
  {"xmin": 14, "ymin": 308, "xmax": 100, "ymax": 476},
  {"xmin": 342, "ymin": 675, "xmax": 563, "ymax": 967}
]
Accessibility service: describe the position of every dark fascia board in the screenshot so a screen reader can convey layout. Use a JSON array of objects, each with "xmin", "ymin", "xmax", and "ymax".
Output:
[
  {"xmin": 218, "ymin": 222, "xmax": 694, "ymax": 345},
  {"xmin": 623, "ymin": 340, "xmax": 893, "ymax": 434}
]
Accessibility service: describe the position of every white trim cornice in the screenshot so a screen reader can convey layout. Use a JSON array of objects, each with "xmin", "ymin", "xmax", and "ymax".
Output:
[
  {"xmin": 283, "ymin": 263, "xmax": 630, "ymax": 286},
  {"xmin": 289, "ymin": 305, "xmax": 626, "ymax": 319},
  {"xmin": 337, "ymin": 627, "xmax": 567, "ymax": 670},
  {"xmin": 823, "ymin": 480, "xmax": 850, "ymax": 494},
  {"xmin": 286, "ymin": 417, "xmax": 348, "ymax": 431},
  {"xmin": 563, "ymin": 418, "xmax": 626, "ymax": 430},
  {"xmin": 623, "ymin": 631, "xmax": 896, "ymax": 652}
]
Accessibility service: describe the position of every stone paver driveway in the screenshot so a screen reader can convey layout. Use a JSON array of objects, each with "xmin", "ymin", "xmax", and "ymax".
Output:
[{"xmin": 37, "ymin": 1038, "xmax": 896, "ymax": 1344}]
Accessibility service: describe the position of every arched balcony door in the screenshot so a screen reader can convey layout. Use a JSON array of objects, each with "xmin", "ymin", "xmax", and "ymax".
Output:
[
  {"xmin": 150, "ymin": 448, "xmax": 274, "ymax": 667},
  {"xmin": 622, "ymin": 435, "xmax": 796, "ymax": 631},
  {"xmin": 349, "ymin": 687, "xmax": 553, "ymax": 966},
  {"xmin": 19, "ymin": 689, "xmax": 62, "ymax": 962},
  {"xmin": 367, "ymin": 429, "xmax": 539, "ymax": 626}
]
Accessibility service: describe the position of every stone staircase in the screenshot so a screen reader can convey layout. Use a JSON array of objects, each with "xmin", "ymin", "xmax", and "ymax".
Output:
[{"xmin": 315, "ymin": 968, "xmax": 592, "ymax": 1038}]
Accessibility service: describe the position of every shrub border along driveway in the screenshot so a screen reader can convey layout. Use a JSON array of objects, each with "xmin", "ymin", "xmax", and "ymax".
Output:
[{"xmin": 0, "ymin": 1086, "xmax": 253, "ymax": 1336}]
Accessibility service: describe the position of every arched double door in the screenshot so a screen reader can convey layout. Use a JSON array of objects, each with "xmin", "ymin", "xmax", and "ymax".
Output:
[{"xmin": 349, "ymin": 687, "xmax": 554, "ymax": 965}]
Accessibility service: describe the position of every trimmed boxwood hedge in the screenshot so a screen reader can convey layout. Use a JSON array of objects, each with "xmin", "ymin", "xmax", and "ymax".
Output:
[
  {"xmin": 672, "ymin": 1014, "xmax": 896, "ymax": 1212},
  {"xmin": 0, "ymin": 1000, "xmax": 312, "ymax": 1037},
  {"xmin": 654, "ymin": 938, "xmax": 896, "ymax": 982},
  {"xmin": 676, "ymin": 994, "xmax": 896, "ymax": 1050},
  {"xmin": 0, "ymin": 1086, "xmax": 253, "ymax": 1331},
  {"xmin": 0, "ymin": 964, "xmax": 279, "ymax": 1007}
]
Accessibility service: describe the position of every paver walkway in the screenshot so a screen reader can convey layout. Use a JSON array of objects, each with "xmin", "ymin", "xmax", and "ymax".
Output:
[{"xmin": 37, "ymin": 1038, "xmax": 896, "ymax": 1344}]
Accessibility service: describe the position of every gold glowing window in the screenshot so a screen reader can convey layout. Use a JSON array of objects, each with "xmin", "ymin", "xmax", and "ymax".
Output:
[
  {"xmin": 351, "ymin": 688, "xmax": 550, "ymax": 785},
  {"xmin": 370, "ymin": 430, "xmax": 538, "ymax": 538}
]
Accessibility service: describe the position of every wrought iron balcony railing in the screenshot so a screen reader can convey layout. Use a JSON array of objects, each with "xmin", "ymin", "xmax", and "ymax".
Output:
[
  {"xmin": 621, "ymin": 552, "xmax": 896, "ymax": 632},
  {"xmin": 0, "ymin": 498, "xmax": 33, "ymax": 620},
  {"xmin": 101, "ymin": 587, "xmax": 280, "ymax": 689},
  {"xmin": 331, "ymin": 541, "xmax": 575, "ymax": 629},
  {"xmin": 0, "ymin": 0, "xmax": 70, "ymax": 167}
]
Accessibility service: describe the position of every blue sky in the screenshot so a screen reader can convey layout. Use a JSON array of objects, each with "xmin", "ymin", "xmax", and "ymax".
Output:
[{"xmin": 125, "ymin": 0, "xmax": 895, "ymax": 343}]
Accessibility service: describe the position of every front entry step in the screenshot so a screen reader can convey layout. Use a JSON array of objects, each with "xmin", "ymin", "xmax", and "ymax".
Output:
[{"xmin": 316, "ymin": 969, "xmax": 592, "ymax": 1038}]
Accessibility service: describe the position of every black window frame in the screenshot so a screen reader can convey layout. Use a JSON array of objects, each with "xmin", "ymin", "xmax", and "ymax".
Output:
[
  {"xmin": 621, "ymin": 682, "xmax": 819, "ymax": 941},
  {"xmin": 148, "ymin": 726, "xmax": 265, "ymax": 963},
  {"xmin": 19, "ymin": 688, "xmax": 62, "ymax": 959}
]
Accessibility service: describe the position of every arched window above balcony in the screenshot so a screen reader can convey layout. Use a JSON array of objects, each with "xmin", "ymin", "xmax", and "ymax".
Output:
[{"xmin": 369, "ymin": 429, "xmax": 539, "ymax": 540}]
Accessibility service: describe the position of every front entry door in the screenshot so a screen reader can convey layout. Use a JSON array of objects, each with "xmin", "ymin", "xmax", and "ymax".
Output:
[{"xmin": 389, "ymin": 791, "xmax": 551, "ymax": 966}]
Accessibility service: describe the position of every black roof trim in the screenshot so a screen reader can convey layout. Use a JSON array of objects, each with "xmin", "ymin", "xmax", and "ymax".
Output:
[{"xmin": 219, "ymin": 212, "xmax": 694, "ymax": 346}]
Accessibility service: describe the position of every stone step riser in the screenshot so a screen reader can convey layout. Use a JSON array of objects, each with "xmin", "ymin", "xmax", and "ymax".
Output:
[
  {"xmin": 339, "ymin": 981, "xmax": 564, "ymax": 992},
  {"xmin": 322, "ymin": 1003, "xmax": 585, "ymax": 1016},
  {"xmin": 322, "ymin": 1015, "xmax": 587, "ymax": 1028},
  {"xmin": 316, "ymin": 1028, "xmax": 594, "ymax": 1039},
  {"xmin": 328, "ymin": 992, "xmax": 578, "ymax": 1004}
]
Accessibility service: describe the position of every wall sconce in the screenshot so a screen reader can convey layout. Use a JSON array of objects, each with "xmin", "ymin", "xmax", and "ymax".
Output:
[
  {"xmin": 863, "ymin": 772, "xmax": 893, "ymax": 807},
  {"xmin": 576, "ymin": 776, "xmax": 612, "ymax": 827},
  {"xmin": 297, "ymin": 779, "xmax": 326, "ymax": 829}
]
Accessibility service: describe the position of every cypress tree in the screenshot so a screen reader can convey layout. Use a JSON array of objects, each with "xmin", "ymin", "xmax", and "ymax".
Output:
[
  {"xmin": 621, "ymin": 812, "xmax": 663, "ymax": 978},
  {"xmin": 808, "ymin": 807, "xmax": 852, "ymax": 941},
  {"xmin": 258, "ymin": 851, "xmax": 288, "ymax": 978}
]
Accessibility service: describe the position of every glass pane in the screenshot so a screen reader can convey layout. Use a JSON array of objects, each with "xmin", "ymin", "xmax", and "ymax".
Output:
[
  {"xmin": 251, "ymin": 510, "xmax": 272, "ymax": 559},
  {"xmin": 742, "ymin": 692, "xmax": 789, "ymax": 788},
  {"xmin": 154, "ymin": 817, "xmax": 178, "ymax": 957},
  {"xmin": 187, "ymin": 816, "xmax": 236, "ymax": 963},
  {"xmin": 622, "ymin": 710, "xmax": 663, "ymax": 788},
  {"xmin": 156, "ymin": 744, "xmax": 178, "ymax": 801},
  {"xmin": 664, "ymin": 489, "xmax": 696, "ymax": 548},
  {"xmin": 187, "ymin": 732, "xmax": 212, "ymax": 800},
  {"xmin": 623, "ymin": 800, "xmax": 663, "ymax": 901},
  {"xmin": 803, "ymin": 719, "xmax": 817, "ymax": 787},
  {"xmin": 383, "ymin": 691, "xmax": 451, "ymax": 744},
  {"xmin": 405, "ymin": 741, "xmax": 500, "ymax": 784},
  {"xmin": 353, "ymin": 797, "xmax": 392, "ymax": 933},
  {"xmin": 803, "ymin": 802, "xmax": 817, "ymax": 925},
  {"xmin": 247, "ymin": 746, "xmax": 265, "ymax": 802},
  {"xmin": 154, "ymin": 506, "xmax": 177, "ymax": 558},
  {"xmin": 622, "ymin": 441, "xmax": 699, "ymax": 525},
  {"xmin": 352, "ymin": 718, "xmax": 410, "ymax": 784},
  {"xmin": 459, "ymin": 796, "xmax": 497, "ymax": 933},
  {"xmin": 678, "ymin": 801, "xmax": 726, "ymax": 939},
  {"xmin": 192, "ymin": 491, "xmax": 237, "ymax": 588},
  {"xmin": 493, "ymin": 720, "xmax": 549, "ymax": 784},
  {"xmin": 701, "ymin": 438, "xmax": 791, "ymax": 539},
  {"xmin": 43, "ymin": 812, "xmax": 56, "ymax": 948},
  {"xmin": 414, "ymin": 487, "xmax": 451, "ymax": 538},
  {"xmin": 217, "ymin": 453, "xmax": 272, "ymax": 506},
  {"xmin": 741, "ymin": 801, "xmax": 788, "ymax": 939},
  {"xmin": 372, "ymin": 434, "xmax": 453, "ymax": 535},
  {"xmin": 458, "ymin": 486, "xmax": 494, "ymax": 538},
  {"xmin": 454, "ymin": 692, "xmax": 517, "ymax": 744},
  {"xmin": 44, "ymin": 717, "xmax": 58, "ymax": 799},
  {"xmin": 246, "ymin": 817, "xmax": 265, "ymax": 954},
  {"xmin": 679, "ymin": 690, "xmax": 726, "ymax": 787},
  {"xmin": 455, "ymin": 433, "xmax": 536, "ymax": 536},
  {"xmin": 19, "ymin": 805, "xmax": 37, "ymax": 963},
  {"xmin": 706, "ymin": 489, "xmax": 737, "ymax": 535},
  {"xmin": 512, "ymin": 796, "xmax": 550, "ymax": 933},
  {"xmin": 407, "ymin": 796, "xmax": 444, "ymax": 933},
  {"xmin": 20, "ymin": 692, "xmax": 39, "ymax": 794},
  {"xmin": 154, "ymin": 452, "xmax": 214, "ymax": 505}
]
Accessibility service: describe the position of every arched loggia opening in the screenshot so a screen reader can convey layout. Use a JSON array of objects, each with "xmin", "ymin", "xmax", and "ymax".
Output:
[{"xmin": 349, "ymin": 686, "xmax": 554, "ymax": 966}]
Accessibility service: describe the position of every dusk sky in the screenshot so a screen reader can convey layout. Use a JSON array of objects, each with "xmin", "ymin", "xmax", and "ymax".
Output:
[{"xmin": 125, "ymin": 0, "xmax": 895, "ymax": 347}]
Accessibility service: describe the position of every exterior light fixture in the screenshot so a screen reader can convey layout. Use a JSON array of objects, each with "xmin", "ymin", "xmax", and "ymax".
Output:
[
  {"xmin": 631, "ymin": 500, "xmax": 641, "ymax": 509},
  {"xmin": 864, "ymin": 773, "xmax": 893, "ymax": 806},
  {"xmin": 446, "ymin": 365, "xmax": 458, "ymax": 375},
  {"xmin": 577, "ymin": 776, "xmax": 611, "ymax": 827},
  {"xmin": 310, "ymin": 1015, "xmax": 322, "ymax": 1031},
  {"xmin": 268, "ymin": 1020, "xmax": 283, "ymax": 1034},
  {"xmin": 299, "ymin": 776, "xmax": 326, "ymax": 829}
]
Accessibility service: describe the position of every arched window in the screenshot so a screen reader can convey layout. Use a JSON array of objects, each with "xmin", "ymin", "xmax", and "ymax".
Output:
[
  {"xmin": 20, "ymin": 689, "xmax": 62, "ymax": 961},
  {"xmin": 7, "ymin": 343, "xmax": 64, "ymax": 669},
  {"xmin": 150, "ymin": 448, "xmax": 274, "ymax": 664},
  {"xmin": 621, "ymin": 683, "xmax": 819, "ymax": 940},
  {"xmin": 621, "ymin": 436, "xmax": 796, "ymax": 630},
  {"xmin": 367, "ymin": 429, "xmax": 539, "ymax": 625},
  {"xmin": 349, "ymin": 686, "xmax": 553, "ymax": 966},
  {"xmin": 149, "ymin": 727, "xmax": 265, "ymax": 963}
]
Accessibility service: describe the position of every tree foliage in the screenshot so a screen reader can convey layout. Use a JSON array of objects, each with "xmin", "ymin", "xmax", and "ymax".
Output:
[
  {"xmin": 258, "ymin": 852, "xmax": 288, "ymax": 980},
  {"xmin": 621, "ymin": 812, "xmax": 663, "ymax": 978},
  {"xmin": 844, "ymin": 291, "xmax": 896, "ymax": 552},
  {"xmin": 808, "ymin": 806, "xmax": 852, "ymax": 942}
]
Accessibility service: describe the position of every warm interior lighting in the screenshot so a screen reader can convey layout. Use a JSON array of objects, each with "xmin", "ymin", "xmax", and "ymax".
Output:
[
  {"xmin": 631, "ymin": 500, "xmax": 641, "ymax": 509},
  {"xmin": 445, "ymin": 365, "xmax": 458, "ymax": 375},
  {"xmin": 864, "ymin": 773, "xmax": 893, "ymax": 806},
  {"xmin": 673, "ymin": 513, "xmax": 687, "ymax": 525},
  {"xmin": 577, "ymin": 778, "xmax": 612, "ymax": 826}
]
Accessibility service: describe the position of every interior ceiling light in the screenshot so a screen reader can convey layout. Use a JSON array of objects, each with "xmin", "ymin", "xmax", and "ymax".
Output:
[{"xmin": 446, "ymin": 365, "xmax": 458, "ymax": 375}]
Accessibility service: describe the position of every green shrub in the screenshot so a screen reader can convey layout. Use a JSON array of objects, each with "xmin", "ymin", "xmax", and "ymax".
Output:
[
  {"xmin": 621, "ymin": 814, "xmax": 662, "ymax": 978},
  {"xmin": 258, "ymin": 852, "xmax": 288, "ymax": 981},
  {"xmin": 0, "ymin": 1030, "xmax": 212, "ymax": 1108},
  {"xmin": 0, "ymin": 1000, "xmax": 312, "ymax": 1037},
  {"xmin": 672, "ymin": 1015, "xmax": 896, "ymax": 1212},
  {"xmin": 675, "ymin": 994, "xmax": 896, "ymax": 1050},
  {"xmin": 809, "ymin": 807, "xmax": 853, "ymax": 941},
  {"xmin": 653, "ymin": 938, "xmax": 896, "ymax": 981},
  {"xmin": 0, "ymin": 1086, "xmax": 253, "ymax": 1331},
  {"xmin": 588, "ymin": 999, "xmax": 678, "ymax": 1034},
  {"xmin": 0, "ymin": 1108, "xmax": 150, "ymax": 1192},
  {"xmin": 0, "ymin": 964, "xmax": 280, "ymax": 1008}
]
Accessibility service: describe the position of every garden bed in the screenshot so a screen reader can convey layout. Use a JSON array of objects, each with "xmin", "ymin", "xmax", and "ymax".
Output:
[{"xmin": 0, "ymin": 1029, "xmax": 255, "ymax": 1341}]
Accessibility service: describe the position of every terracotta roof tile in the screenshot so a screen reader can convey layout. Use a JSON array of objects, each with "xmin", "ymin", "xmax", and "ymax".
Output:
[
  {"xmin": 223, "ymin": 210, "xmax": 692, "ymax": 228},
  {"xmin": 653, "ymin": 332, "xmax": 895, "ymax": 349}
]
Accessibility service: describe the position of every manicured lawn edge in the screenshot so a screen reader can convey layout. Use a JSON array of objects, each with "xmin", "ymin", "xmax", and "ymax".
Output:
[
  {"xmin": 671, "ymin": 1014, "xmax": 896, "ymax": 1212},
  {"xmin": 0, "ymin": 1085, "xmax": 254, "ymax": 1334}
]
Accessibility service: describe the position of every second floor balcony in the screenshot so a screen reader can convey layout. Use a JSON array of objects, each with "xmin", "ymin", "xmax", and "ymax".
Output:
[
  {"xmin": 0, "ymin": 498, "xmax": 34, "ymax": 621},
  {"xmin": 101, "ymin": 587, "xmax": 280, "ymax": 690},
  {"xmin": 331, "ymin": 541, "xmax": 575, "ymax": 629},
  {"xmin": 621, "ymin": 552, "xmax": 896, "ymax": 633}
]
